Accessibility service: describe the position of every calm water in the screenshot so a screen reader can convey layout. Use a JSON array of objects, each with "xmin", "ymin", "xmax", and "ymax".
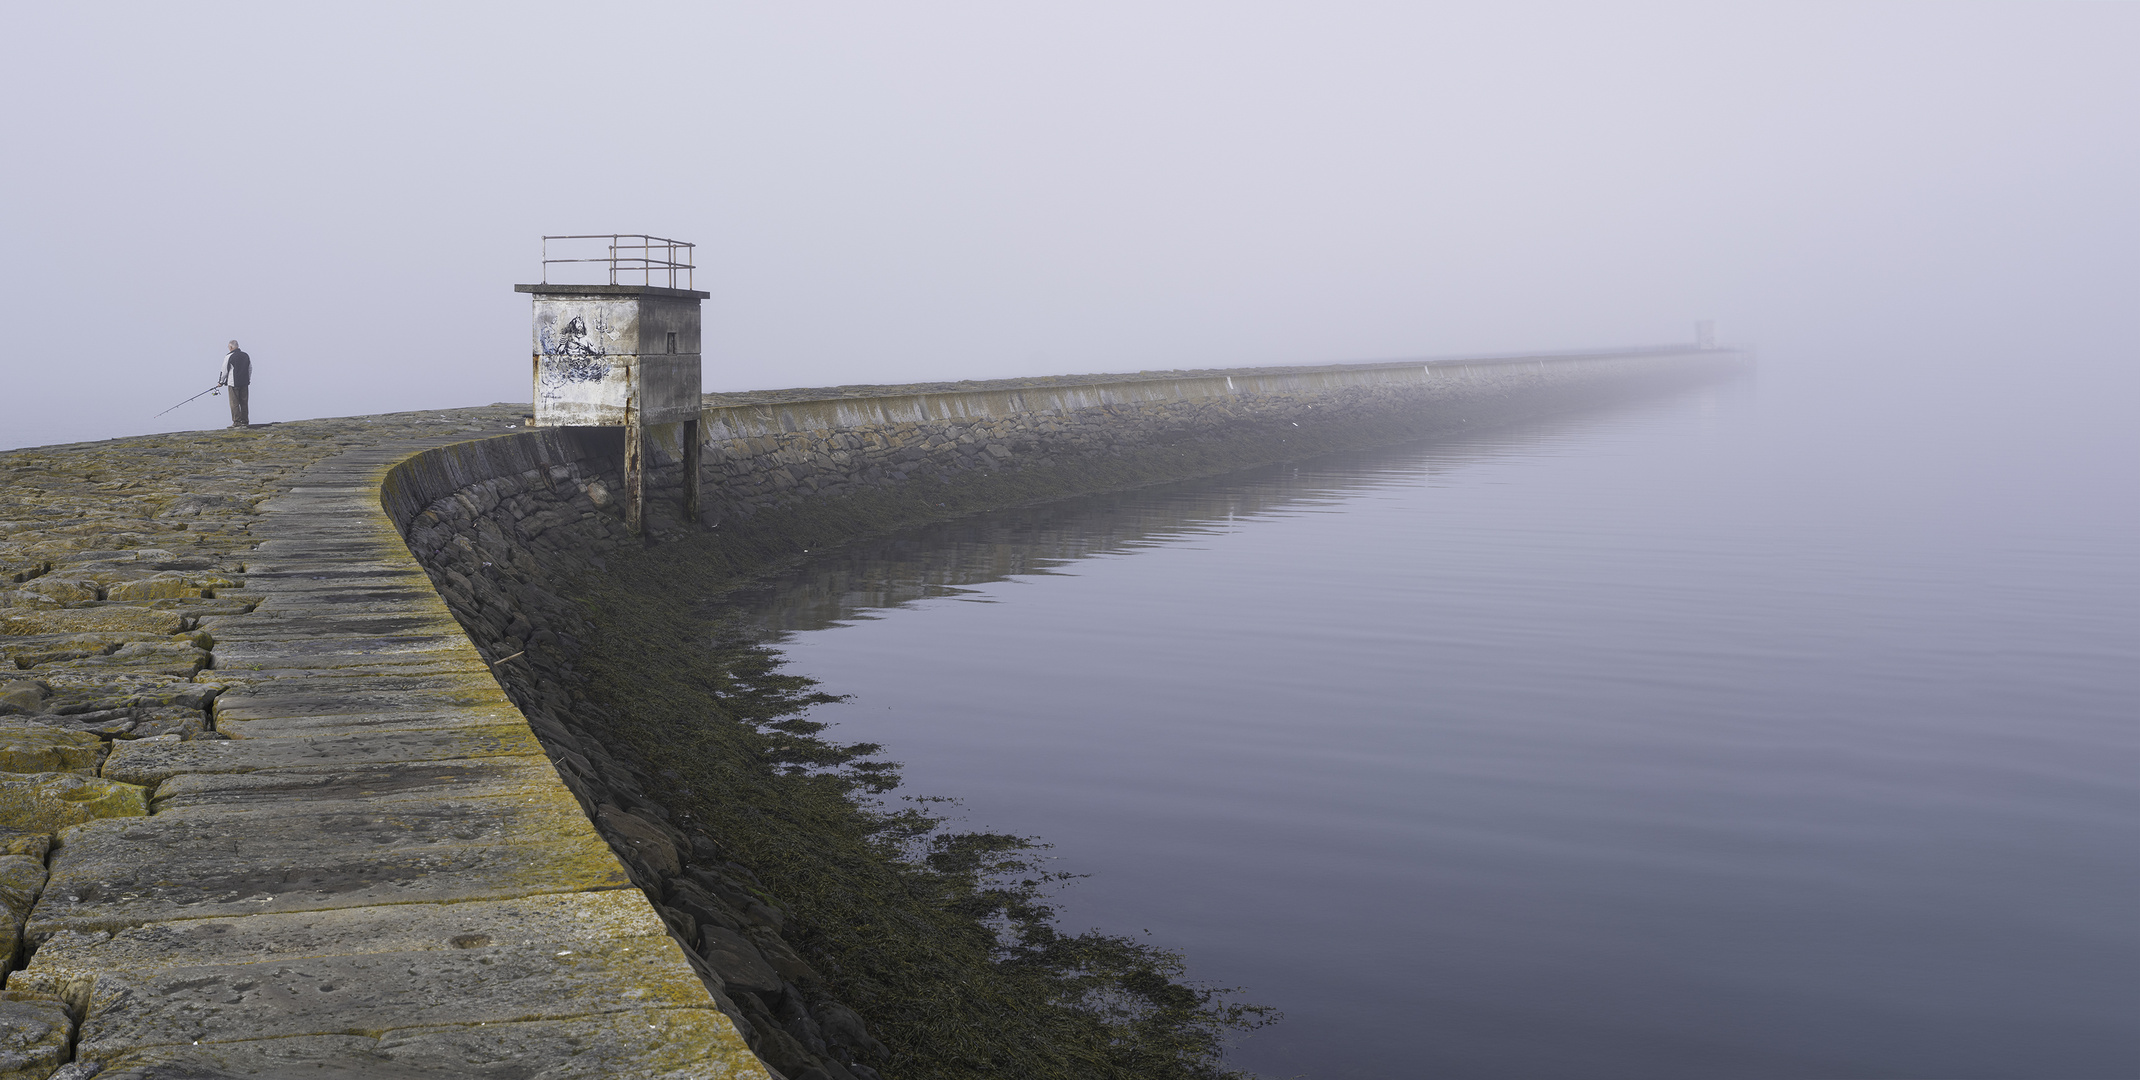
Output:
[{"xmin": 725, "ymin": 358, "xmax": 2140, "ymax": 1078}]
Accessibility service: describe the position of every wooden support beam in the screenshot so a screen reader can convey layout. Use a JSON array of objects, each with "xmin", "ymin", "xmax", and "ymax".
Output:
[
  {"xmin": 682, "ymin": 418, "xmax": 702, "ymax": 526},
  {"xmin": 624, "ymin": 410, "xmax": 646, "ymax": 537}
]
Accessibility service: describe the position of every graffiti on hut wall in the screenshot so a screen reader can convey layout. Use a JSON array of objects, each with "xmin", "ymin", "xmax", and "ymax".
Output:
[
  {"xmin": 533, "ymin": 300, "xmax": 638, "ymax": 423},
  {"xmin": 544, "ymin": 317, "xmax": 612, "ymax": 383},
  {"xmin": 524, "ymin": 290, "xmax": 704, "ymax": 428}
]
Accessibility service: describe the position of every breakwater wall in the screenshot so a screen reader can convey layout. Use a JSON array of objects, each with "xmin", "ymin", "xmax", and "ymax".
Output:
[
  {"xmin": 380, "ymin": 345, "xmax": 1742, "ymax": 1079},
  {"xmin": 682, "ymin": 348, "xmax": 1738, "ymax": 531},
  {"xmin": 384, "ymin": 433, "xmax": 893, "ymax": 1080},
  {"xmin": 0, "ymin": 347, "xmax": 1743, "ymax": 1079}
]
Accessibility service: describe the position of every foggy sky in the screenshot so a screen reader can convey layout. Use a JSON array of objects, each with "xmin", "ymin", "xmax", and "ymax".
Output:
[{"xmin": 4, "ymin": 2, "xmax": 2135, "ymax": 450}]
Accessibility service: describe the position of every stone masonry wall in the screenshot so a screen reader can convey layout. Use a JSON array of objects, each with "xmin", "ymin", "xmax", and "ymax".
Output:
[
  {"xmin": 388, "ymin": 434, "xmax": 890, "ymax": 1080},
  {"xmin": 686, "ymin": 350, "xmax": 1728, "ymax": 526}
]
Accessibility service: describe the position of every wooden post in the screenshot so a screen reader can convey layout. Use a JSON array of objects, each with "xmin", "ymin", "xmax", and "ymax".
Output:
[
  {"xmin": 682, "ymin": 418, "xmax": 702, "ymax": 526},
  {"xmin": 624, "ymin": 409, "xmax": 646, "ymax": 537}
]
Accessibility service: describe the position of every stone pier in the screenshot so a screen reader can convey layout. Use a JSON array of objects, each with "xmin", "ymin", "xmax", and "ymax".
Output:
[{"xmin": 0, "ymin": 346, "xmax": 1747, "ymax": 1078}]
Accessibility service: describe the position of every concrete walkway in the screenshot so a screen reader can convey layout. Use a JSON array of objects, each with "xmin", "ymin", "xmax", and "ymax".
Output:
[{"xmin": 14, "ymin": 432, "xmax": 764, "ymax": 1078}]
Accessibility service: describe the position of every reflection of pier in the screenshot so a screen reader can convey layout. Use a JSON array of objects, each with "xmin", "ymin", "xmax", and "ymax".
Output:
[{"xmin": 722, "ymin": 395, "xmax": 1687, "ymax": 637}]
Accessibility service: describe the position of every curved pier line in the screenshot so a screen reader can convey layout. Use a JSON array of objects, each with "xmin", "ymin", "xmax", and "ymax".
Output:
[
  {"xmin": 368, "ymin": 345, "xmax": 1747, "ymax": 1079},
  {"xmin": 4, "ymin": 347, "xmax": 1743, "ymax": 1078}
]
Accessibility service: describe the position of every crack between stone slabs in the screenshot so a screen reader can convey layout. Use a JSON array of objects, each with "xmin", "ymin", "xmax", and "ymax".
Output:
[{"xmin": 7, "ymin": 835, "xmax": 85, "ymax": 1072}]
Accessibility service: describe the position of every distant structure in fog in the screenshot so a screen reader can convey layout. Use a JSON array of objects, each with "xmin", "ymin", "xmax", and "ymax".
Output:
[{"xmin": 1696, "ymin": 320, "xmax": 1717, "ymax": 349}]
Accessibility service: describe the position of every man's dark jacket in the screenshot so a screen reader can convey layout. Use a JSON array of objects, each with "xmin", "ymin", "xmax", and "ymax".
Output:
[{"xmin": 226, "ymin": 350, "xmax": 251, "ymax": 388}]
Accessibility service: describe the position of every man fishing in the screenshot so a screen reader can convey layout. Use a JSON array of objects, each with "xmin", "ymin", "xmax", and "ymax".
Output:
[{"xmin": 219, "ymin": 340, "xmax": 252, "ymax": 427}]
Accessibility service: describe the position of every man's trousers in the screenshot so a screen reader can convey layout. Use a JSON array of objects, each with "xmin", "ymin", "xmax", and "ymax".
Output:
[{"xmin": 227, "ymin": 384, "xmax": 249, "ymax": 427}]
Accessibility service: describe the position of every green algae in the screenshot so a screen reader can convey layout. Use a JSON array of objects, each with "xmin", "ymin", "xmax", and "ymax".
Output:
[{"xmin": 572, "ymin": 579, "xmax": 1275, "ymax": 1080}]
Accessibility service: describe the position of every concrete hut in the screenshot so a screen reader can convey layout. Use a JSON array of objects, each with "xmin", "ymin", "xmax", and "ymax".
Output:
[{"xmin": 517, "ymin": 234, "xmax": 707, "ymax": 535}]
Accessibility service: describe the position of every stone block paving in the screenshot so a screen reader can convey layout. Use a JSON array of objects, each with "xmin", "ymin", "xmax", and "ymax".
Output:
[{"xmin": 2, "ymin": 411, "xmax": 766, "ymax": 1078}]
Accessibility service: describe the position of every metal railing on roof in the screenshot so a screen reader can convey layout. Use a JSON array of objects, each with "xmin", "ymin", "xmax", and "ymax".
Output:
[{"xmin": 540, "ymin": 234, "xmax": 695, "ymax": 289}]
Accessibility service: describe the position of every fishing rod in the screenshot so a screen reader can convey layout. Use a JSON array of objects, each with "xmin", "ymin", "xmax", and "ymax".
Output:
[{"xmin": 154, "ymin": 383, "xmax": 223, "ymax": 418}]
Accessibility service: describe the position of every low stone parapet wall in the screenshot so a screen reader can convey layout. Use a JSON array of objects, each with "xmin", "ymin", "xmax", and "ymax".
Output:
[{"xmin": 682, "ymin": 349, "xmax": 1733, "ymax": 526}]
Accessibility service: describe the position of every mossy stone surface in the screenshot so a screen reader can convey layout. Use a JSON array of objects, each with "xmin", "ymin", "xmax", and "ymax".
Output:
[
  {"xmin": 0, "ymin": 722, "xmax": 105, "ymax": 776},
  {"xmin": 0, "ymin": 774, "xmax": 147, "ymax": 832},
  {"xmin": 0, "ymin": 993, "xmax": 72, "ymax": 1080}
]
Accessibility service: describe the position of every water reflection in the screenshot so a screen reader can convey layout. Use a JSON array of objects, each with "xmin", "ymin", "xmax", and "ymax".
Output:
[
  {"xmin": 713, "ymin": 370, "xmax": 2140, "ymax": 1079},
  {"xmin": 726, "ymin": 405, "xmax": 1638, "ymax": 639}
]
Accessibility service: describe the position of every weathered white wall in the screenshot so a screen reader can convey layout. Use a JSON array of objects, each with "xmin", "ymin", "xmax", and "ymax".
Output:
[{"xmin": 529, "ymin": 293, "xmax": 703, "ymax": 427}]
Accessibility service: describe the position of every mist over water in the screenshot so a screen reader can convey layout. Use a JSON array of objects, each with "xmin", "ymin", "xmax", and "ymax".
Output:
[
  {"xmin": 7, "ymin": 5, "xmax": 2137, "ymax": 1074},
  {"xmin": 6, "ymin": 5, "xmax": 2137, "ymax": 450},
  {"xmin": 726, "ymin": 355, "xmax": 2140, "ymax": 1078}
]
